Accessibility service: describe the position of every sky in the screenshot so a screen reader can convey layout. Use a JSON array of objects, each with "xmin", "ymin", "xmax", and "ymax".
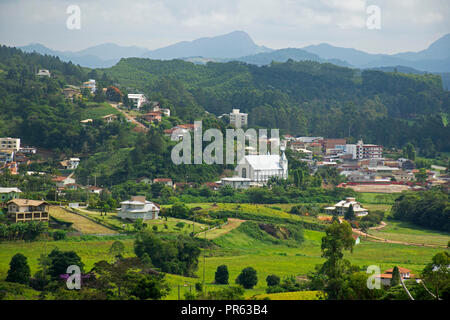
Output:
[{"xmin": 0, "ymin": 0, "xmax": 449, "ymax": 54}]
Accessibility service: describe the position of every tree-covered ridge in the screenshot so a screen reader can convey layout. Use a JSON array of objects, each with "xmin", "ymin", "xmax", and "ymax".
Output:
[{"xmin": 106, "ymin": 57, "xmax": 450, "ymax": 153}]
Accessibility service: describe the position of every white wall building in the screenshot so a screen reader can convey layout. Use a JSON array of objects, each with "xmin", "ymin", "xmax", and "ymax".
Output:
[
  {"xmin": 346, "ymin": 140, "xmax": 383, "ymax": 160},
  {"xmin": 229, "ymin": 109, "xmax": 248, "ymax": 128},
  {"xmin": 128, "ymin": 94, "xmax": 148, "ymax": 109},
  {"xmin": 325, "ymin": 197, "xmax": 368, "ymax": 217},
  {"xmin": 37, "ymin": 69, "xmax": 51, "ymax": 77},
  {"xmin": 117, "ymin": 196, "xmax": 160, "ymax": 220},
  {"xmin": 81, "ymin": 79, "xmax": 96, "ymax": 93},
  {"xmin": 235, "ymin": 151, "xmax": 288, "ymax": 185},
  {"xmin": 0, "ymin": 138, "xmax": 20, "ymax": 151}
]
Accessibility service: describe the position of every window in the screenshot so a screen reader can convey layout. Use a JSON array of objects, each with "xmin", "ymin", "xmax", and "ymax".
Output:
[{"xmin": 242, "ymin": 168, "xmax": 247, "ymax": 178}]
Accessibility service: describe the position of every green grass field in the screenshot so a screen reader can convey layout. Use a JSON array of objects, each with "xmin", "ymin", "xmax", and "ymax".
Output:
[
  {"xmin": 368, "ymin": 220, "xmax": 450, "ymax": 246},
  {"xmin": 80, "ymin": 102, "xmax": 121, "ymax": 119},
  {"xmin": 0, "ymin": 200, "xmax": 446, "ymax": 300}
]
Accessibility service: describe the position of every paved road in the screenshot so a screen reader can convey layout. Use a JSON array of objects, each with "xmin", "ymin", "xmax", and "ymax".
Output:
[{"xmin": 109, "ymin": 102, "xmax": 148, "ymax": 132}]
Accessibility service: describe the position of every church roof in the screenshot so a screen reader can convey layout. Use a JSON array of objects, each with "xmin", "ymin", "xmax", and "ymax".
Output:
[{"xmin": 241, "ymin": 154, "xmax": 285, "ymax": 171}]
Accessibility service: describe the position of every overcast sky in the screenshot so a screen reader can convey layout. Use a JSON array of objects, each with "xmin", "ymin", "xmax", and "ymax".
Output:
[{"xmin": 0, "ymin": 0, "xmax": 449, "ymax": 54}]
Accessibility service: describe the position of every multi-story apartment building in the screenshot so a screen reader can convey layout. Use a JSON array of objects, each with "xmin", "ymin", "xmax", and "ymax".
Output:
[
  {"xmin": 229, "ymin": 109, "xmax": 248, "ymax": 128},
  {"xmin": 0, "ymin": 137, "xmax": 20, "ymax": 151},
  {"xmin": 346, "ymin": 140, "xmax": 383, "ymax": 160}
]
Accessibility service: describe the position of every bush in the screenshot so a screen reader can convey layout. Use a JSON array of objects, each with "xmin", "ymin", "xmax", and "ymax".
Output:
[
  {"xmin": 52, "ymin": 230, "xmax": 67, "ymax": 241},
  {"xmin": 215, "ymin": 265, "xmax": 229, "ymax": 284},
  {"xmin": 266, "ymin": 274, "xmax": 281, "ymax": 287},
  {"xmin": 6, "ymin": 253, "xmax": 31, "ymax": 285},
  {"xmin": 236, "ymin": 267, "xmax": 258, "ymax": 289}
]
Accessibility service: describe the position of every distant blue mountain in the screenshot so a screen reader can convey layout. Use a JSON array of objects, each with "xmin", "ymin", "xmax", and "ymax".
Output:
[
  {"xmin": 141, "ymin": 31, "xmax": 272, "ymax": 60},
  {"xmin": 302, "ymin": 33, "xmax": 450, "ymax": 73}
]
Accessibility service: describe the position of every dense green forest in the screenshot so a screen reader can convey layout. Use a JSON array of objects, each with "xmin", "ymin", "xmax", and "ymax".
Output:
[
  {"xmin": 105, "ymin": 58, "xmax": 450, "ymax": 155},
  {"xmin": 0, "ymin": 45, "xmax": 449, "ymax": 188}
]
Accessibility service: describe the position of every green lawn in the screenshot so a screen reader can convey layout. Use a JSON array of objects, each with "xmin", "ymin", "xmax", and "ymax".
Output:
[
  {"xmin": 368, "ymin": 220, "xmax": 450, "ymax": 246},
  {"xmin": 80, "ymin": 102, "xmax": 120, "ymax": 119}
]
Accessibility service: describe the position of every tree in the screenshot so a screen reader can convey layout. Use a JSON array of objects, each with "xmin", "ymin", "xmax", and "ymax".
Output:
[
  {"xmin": 215, "ymin": 265, "xmax": 229, "ymax": 284},
  {"xmin": 47, "ymin": 248, "xmax": 84, "ymax": 278},
  {"xmin": 109, "ymin": 240, "xmax": 125, "ymax": 259},
  {"xmin": 390, "ymin": 266, "xmax": 401, "ymax": 286},
  {"xmin": 403, "ymin": 143, "xmax": 416, "ymax": 161},
  {"xmin": 6, "ymin": 253, "xmax": 31, "ymax": 285},
  {"xmin": 236, "ymin": 267, "xmax": 258, "ymax": 289},
  {"xmin": 421, "ymin": 251, "xmax": 450, "ymax": 300},
  {"xmin": 131, "ymin": 273, "xmax": 170, "ymax": 300},
  {"xmin": 415, "ymin": 168, "xmax": 428, "ymax": 183},
  {"xmin": 266, "ymin": 274, "xmax": 280, "ymax": 287},
  {"xmin": 344, "ymin": 204, "xmax": 356, "ymax": 221}
]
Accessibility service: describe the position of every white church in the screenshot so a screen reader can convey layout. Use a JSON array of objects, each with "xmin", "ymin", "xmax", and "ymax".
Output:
[{"xmin": 221, "ymin": 151, "xmax": 288, "ymax": 188}]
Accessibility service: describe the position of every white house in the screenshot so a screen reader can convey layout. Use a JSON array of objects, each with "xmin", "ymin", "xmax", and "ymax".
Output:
[
  {"xmin": 37, "ymin": 69, "xmax": 51, "ymax": 77},
  {"xmin": 221, "ymin": 177, "xmax": 252, "ymax": 189},
  {"xmin": 128, "ymin": 94, "xmax": 148, "ymax": 109},
  {"xmin": 81, "ymin": 79, "xmax": 97, "ymax": 93},
  {"xmin": 117, "ymin": 196, "xmax": 160, "ymax": 220},
  {"xmin": 325, "ymin": 197, "xmax": 369, "ymax": 217},
  {"xmin": 234, "ymin": 151, "xmax": 288, "ymax": 185},
  {"xmin": 60, "ymin": 158, "xmax": 80, "ymax": 170},
  {"xmin": 377, "ymin": 267, "xmax": 414, "ymax": 286},
  {"xmin": 229, "ymin": 109, "xmax": 248, "ymax": 128}
]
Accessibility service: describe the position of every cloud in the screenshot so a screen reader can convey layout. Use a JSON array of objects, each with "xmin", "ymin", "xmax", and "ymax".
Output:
[{"xmin": 0, "ymin": 0, "xmax": 448, "ymax": 53}]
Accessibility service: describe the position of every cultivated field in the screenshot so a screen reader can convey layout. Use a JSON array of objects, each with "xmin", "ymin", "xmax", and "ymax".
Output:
[
  {"xmin": 50, "ymin": 206, "xmax": 117, "ymax": 234},
  {"xmin": 343, "ymin": 184, "xmax": 409, "ymax": 193}
]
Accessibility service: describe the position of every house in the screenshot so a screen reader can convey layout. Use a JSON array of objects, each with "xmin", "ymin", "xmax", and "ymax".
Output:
[
  {"xmin": 87, "ymin": 186, "xmax": 103, "ymax": 194},
  {"xmin": 36, "ymin": 69, "xmax": 51, "ymax": 77},
  {"xmin": 325, "ymin": 197, "xmax": 369, "ymax": 217},
  {"xmin": 229, "ymin": 109, "xmax": 248, "ymax": 128},
  {"xmin": 352, "ymin": 234, "xmax": 361, "ymax": 245},
  {"xmin": 127, "ymin": 94, "xmax": 147, "ymax": 109},
  {"xmin": 117, "ymin": 196, "xmax": 160, "ymax": 220},
  {"xmin": 164, "ymin": 124, "xmax": 198, "ymax": 140},
  {"xmin": 62, "ymin": 86, "xmax": 81, "ymax": 100},
  {"xmin": 80, "ymin": 119, "xmax": 93, "ymax": 125},
  {"xmin": 102, "ymin": 114, "xmax": 118, "ymax": 123},
  {"xmin": 60, "ymin": 158, "xmax": 80, "ymax": 170},
  {"xmin": 221, "ymin": 177, "xmax": 252, "ymax": 189},
  {"xmin": 52, "ymin": 174, "xmax": 76, "ymax": 188},
  {"xmin": 142, "ymin": 111, "xmax": 162, "ymax": 123},
  {"xmin": 153, "ymin": 178, "xmax": 173, "ymax": 187},
  {"xmin": 81, "ymin": 79, "xmax": 96, "ymax": 93},
  {"xmin": 136, "ymin": 177, "xmax": 152, "ymax": 184},
  {"xmin": 0, "ymin": 137, "xmax": 20, "ymax": 151},
  {"xmin": 234, "ymin": 150, "xmax": 288, "ymax": 185},
  {"xmin": 152, "ymin": 103, "xmax": 171, "ymax": 117},
  {"xmin": 0, "ymin": 187, "xmax": 22, "ymax": 202},
  {"xmin": 376, "ymin": 267, "xmax": 414, "ymax": 286},
  {"xmin": 7, "ymin": 199, "xmax": 50, "ymax": 222},
  {"xmin": 19, "ymin": 147, "xmax": 37, "ymax": 154}
]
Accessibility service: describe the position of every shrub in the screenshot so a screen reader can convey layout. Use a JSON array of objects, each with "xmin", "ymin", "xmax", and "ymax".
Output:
[
  {"xmin": 6, "ymin": 253, "xmax": 31, "ymax": 285},
  {"xmin": 236, "ymin": 267, "xmax": 258, "ymax": 289},
  {"xmin": 52, "ymin": 230, "xmax": 67, "ymax": 241},
  {"xmin": 215, "ymin": 265, "xmax": 229, "ymax": 284},
  {"xmin": 266, "ymin": 274, "xmax": 281, "ymax": 287}
]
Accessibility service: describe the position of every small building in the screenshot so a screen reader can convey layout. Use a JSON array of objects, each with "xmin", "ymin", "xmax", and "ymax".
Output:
[
  {"xmin": 117, "ymin": 196, "xmax": 160, "ymax": 220},
  {"xmin": 128, "ymin": 94, "xmax": 147, "ymax": 109},
  {"xmin": 229, "ymin": 109, "xmax": 248, "ymax": 128},
  {"xmin": 81, "ymin": 79, "xmax": 96, "ymax": 93},
  {"xmin": 7, "ymin": 199, "xmax": 50, "ymax": 223},
  {"xmin": 52, "ymin": 174, "xmax": 76, "ymax": 188},
  {"xmin": 325, "ymin": 197, "xmax": 369, "ymax": 217},
  {"xmin": 142, "ymin": 111, "xmax": 162, "ymax": 123},
  {"xmin": 153, "ymin": 178, "xmax": 173, "ymax": 187},
  {"xmin": 60, "ymin": 158, "xmax": 80, "ymax": 170},
  {"xmin": 102, "ymin": 114, "xmax": 118, "ymax": 123},
  {"xmin": 376, "ymin": 267, "xmax": 414, "ymax": 286},
  {"xmin": 19, "ymin": 147, "xmax": 37, "ymax": 154},
  {"xmin": 0, "ymin": 187, "xmax": 22, "ymax": 202},
  {"xmin": 152, "ymin": 104, "xmax": 170, "ymax": 117},
  {"xmin": 36, "ymin": 69, "xmax": 51, "ymax": 77},
  {"xmin": 221, "ymin": 177, "xmax": 251, "ymax": 189}
]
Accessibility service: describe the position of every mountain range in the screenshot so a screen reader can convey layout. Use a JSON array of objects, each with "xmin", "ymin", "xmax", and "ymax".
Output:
[{"xmin": 17, "ymin": 30, "xmax": 450, "ymax": 86}]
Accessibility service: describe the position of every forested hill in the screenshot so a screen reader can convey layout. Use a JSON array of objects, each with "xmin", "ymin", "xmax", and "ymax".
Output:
[{"xmin": 106, "ymin": 57, "xmax": 450, "ymax": 154}]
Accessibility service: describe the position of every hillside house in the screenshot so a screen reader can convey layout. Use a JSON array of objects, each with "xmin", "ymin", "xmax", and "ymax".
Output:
[
  {"xmin": 81, "ymin": 79, "xmax": 96, "ymax": 93},
  {"xmin": 229, "ymin": 109, "xmax": 248, "ymax": 128},
  {"xmin": 36, "ymin": 69, "xmax": 51, "ymax": 77},
  {"xmin": 153, "ymin": 178, "xmax": 173, "ymax": 187},
  {"xmin": 117, "ymin": 196, "xmax": 160, "ymax": 220},
  {"xmin": 376, "ymin": 267, "xmax": 414, "ymax": 286},
  {"xmin": 142, "ymin": 111, "xmax": 162, "ymax": 123},
  {"xmin": 128, "ymin": 94, "xmax": 147, "ymax": 109},
  {"xmin": 325, "ymin": 197, "xmax": 369, "ymax": 217},
  {"xmin": 7, "ymin": 199, "xmax": 50, "ymax": 222},
  {"xmin": 52, "ymin": 174, "xmax": 76, "ymax": 188},
  {"xmin": 0, "ymin": 187, "xmax": 22, "ymax": 202},
  {"xmin": 102, "ymin": 114, "xmax": 118, "ymax": 123},
  {"xmin": 0, "ymin": 137, "xmax": 20, "ymax": 151}
]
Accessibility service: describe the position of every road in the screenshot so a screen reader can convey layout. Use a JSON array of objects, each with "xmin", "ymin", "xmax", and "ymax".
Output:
[{"xmin": 109, "ymin": 102, "xmax": 148, "ymax": 132}]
